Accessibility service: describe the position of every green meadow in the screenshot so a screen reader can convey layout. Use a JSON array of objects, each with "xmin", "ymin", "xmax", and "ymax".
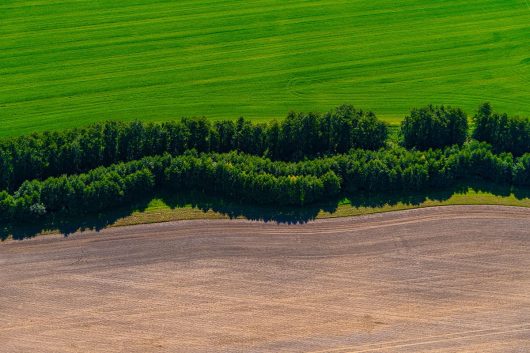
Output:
[{"xmin": 1, "ymin": 0, "xmax": 529, "ymax": 136}]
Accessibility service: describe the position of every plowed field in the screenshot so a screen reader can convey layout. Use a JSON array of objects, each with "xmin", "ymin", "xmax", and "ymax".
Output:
[{"xmin": 1, "ymin": 206, "xmax": 529, "ymax": 352}]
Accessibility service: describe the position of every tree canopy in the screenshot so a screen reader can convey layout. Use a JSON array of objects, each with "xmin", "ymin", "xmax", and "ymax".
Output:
[{"xmin": 400, "ymin": 105, "xmax": 468, "ymax": 150}]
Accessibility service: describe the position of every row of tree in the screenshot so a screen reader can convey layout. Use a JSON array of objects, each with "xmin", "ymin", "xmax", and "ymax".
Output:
[
  {"xmin": 0, "ymin": 152, "xmax": 339, "ymax": 221},
  {"xmin": 3, "ymin": 142, "xmax": 530, "ymax": 222},
  {"xmin": 1, "ymin": 103, "xmax": 528, "ymax": 194},
  {"xmin": 0, "ymin": 105, "xmax": 387, "ymax": 192}
]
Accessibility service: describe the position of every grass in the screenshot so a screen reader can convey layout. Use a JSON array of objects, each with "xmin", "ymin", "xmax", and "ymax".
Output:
[{"xmin": 1, "ymin": 0, "xmax": 529, "ymax": 136}]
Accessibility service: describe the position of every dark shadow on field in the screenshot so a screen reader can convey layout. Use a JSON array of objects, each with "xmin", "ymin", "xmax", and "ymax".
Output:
[
  {"xmin": 2, "ymin": 181, "xmax": 530, "ymax": 241},
  {"xmin": 157, "ymin": 191, "xmax": 334, "ymax": 224},
  {"xmin": 0, "ymin": 201, "xmax": 152, "ymax": 241},
  {"xmin": 346, "ymin": 188, "xmax": 457, "ymax": 209},
  {"xmin": 155, "ymin": 188, "xmax": 455, "ymax": 223}
]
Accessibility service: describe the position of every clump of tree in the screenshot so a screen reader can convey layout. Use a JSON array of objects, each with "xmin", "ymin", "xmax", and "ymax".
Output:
[
  {"xmin": 0, "ymin": 152, "xmax": 340, "ymax": 222},
  {"xmin": 400, "ymin": 105, "xmax": 468, "ymax": 150},
  {"xmin": 4, "ymin": 142, "xmax": 530, "ymax": 224},
  {"xmin": 0, "ymin": 105, "xmax": 387, "ymax": 192},
  {"xmin": 272, "ymin": 105, "xmax": 388, "ymax": 160},
  {"xmin": 472, "ymin": 102, "xmax": 530, "ymax": 156}
]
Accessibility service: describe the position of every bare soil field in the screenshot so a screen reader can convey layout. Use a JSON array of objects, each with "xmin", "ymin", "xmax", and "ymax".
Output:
[{"xmin": 1, "ymin": 205, "xmax": 529, "ymax": 353}]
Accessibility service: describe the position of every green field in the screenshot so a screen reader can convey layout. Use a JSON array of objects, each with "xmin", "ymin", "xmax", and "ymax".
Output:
[{"xmin": 1, "ymin": 0, "xmax": 529, "ymax": 136}]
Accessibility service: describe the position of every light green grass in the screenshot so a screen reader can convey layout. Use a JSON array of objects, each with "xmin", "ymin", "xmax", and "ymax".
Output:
[{"xmin": 1, "ymin": 0, "xmax": 529, "ymax": 136}]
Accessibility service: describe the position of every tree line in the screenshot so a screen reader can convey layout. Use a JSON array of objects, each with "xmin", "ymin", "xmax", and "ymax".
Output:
[
  {"xmin": 0, "ymin": 105, "xmax": 387, "ymax": 192},
  {"xmin": 3, "ymin": 142, "xmax": 530, "ymax": 223},
  {"xmin": 1, "ymin": 102, "xmax": 530, "ymax": 224},
  {"xmin": 1, "ymin": 102, "xmax": 529, "ymax": 194}
]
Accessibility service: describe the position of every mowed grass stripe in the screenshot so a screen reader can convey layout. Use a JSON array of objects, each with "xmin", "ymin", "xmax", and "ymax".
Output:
[
  {"xmin": 3, "ymin": 21, "xmax": 524, "ymax": 97},
  {"xmin": 1, "ymin": 0, "xmax": 529, "ymax": 136},
  {"xmin": 3, "ymin": 10, "xmax": 527, "ymax": 80},
  {"xmin": 3, "ymin": 2, "xmax": 521, "ymax": 65},
  {"xmin": 1, "ymin": 2, "xmax": 524, "ymax": 83}
]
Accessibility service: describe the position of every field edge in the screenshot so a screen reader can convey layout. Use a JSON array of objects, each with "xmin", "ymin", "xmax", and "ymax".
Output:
[{"xmin": 115, "ymin": 190, "xmax": 530, "ymax": 227}]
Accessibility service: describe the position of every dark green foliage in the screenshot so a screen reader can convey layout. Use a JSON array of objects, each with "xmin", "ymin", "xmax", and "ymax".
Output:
[
  {"xmin": 4, "ymin": 104, "xmax": 530, "ymax": 226},
  {"xmin": 513, "ymin": 154, "xmax": 530, "ymax": 186},
  {"xmin": 5, "ymin": 156, "xmax": 165, "ymax": 221},
  {"xmin": 401, "ymin": 105, "xmax": 468, "ymax": 150},
  {"xmin": 0, "ymin": 105, "xmax": 387, "ymax": 192},
  {"xmin": 3, "ymin": 142, "xmax": 530, "ymax": 223},
  {"xmin": 271, "ymin": 105, "xmax": 388, "ymax": 160},
  {"xmin": 212, "ymin": 120, "xmax": 236, "ymax": 153},
  {"xmin": 472, "ymin": 103, "xmax": 530, "ymax": 155}
]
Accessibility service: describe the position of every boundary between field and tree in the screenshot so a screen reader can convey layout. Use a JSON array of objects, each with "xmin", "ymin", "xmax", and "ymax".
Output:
[{"xmin": 2, "ymin": 103, "xmax": 530, "ymax": 240}]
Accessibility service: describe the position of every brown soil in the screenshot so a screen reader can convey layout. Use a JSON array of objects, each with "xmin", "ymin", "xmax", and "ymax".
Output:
[{"xmin": 1, "ymin": 205, "xmax": 529, "ymax": 353}]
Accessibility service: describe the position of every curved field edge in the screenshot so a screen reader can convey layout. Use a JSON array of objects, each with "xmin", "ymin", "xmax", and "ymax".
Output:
[{"xmin": 5, "ymin": 185, "xmax": 530, "ymax": 240}]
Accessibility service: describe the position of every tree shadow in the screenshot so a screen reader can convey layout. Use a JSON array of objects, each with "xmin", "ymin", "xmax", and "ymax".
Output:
[
  {"xmin": 345, "ymin": 188, "xmax": 457, "ymax": 209},
  {"xmin": 0, "ymin": 200, "xmax": 152, "ymax": 241},
  {"xmin": 2, "ymin": 181, "xmax": 530, "ymax": 241},
  {"xmin": 158, "ymin": 191, "xmax": 336, "ymax": 224}
]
